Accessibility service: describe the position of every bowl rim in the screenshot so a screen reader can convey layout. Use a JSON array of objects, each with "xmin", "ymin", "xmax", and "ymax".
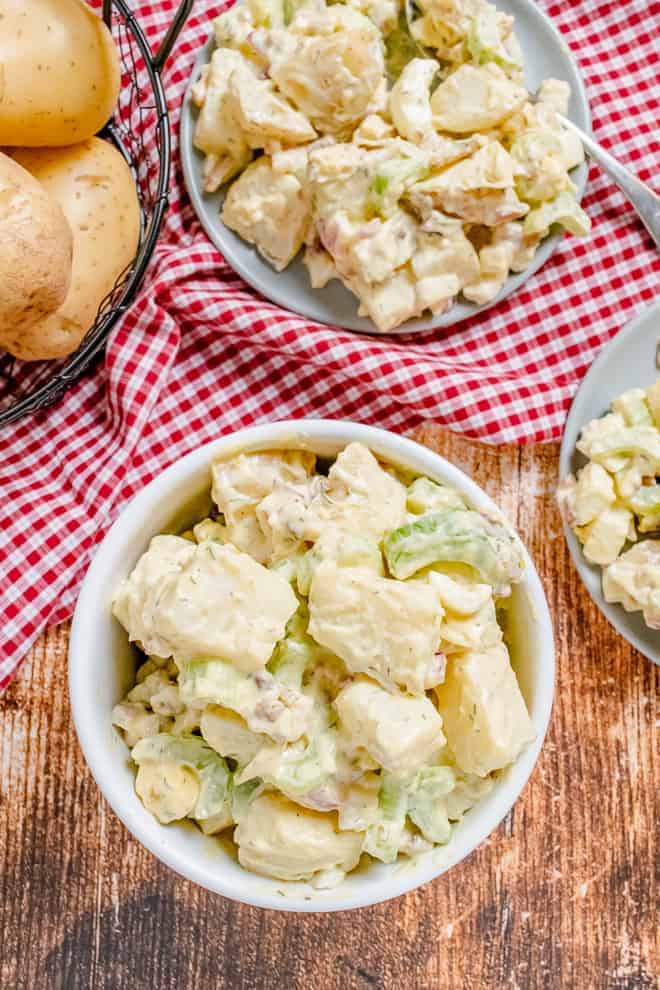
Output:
[{"xmin": 69, "ymin": 419, "xmax": 556, "ymax": 912}]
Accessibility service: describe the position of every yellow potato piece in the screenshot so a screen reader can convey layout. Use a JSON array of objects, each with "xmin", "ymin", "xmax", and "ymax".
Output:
[
  {"xmin": 0, "ymin": 0, "xmax": 120, "ymax": 146},
  {"xmin": 10, "ymin": 139, "xmax": 140, "ymax": 360},
  {"xmin": 435, "ymin": 643, "xmax": 535, "ymax": 776},
  {"xmin": 0, "ymin": 152, "xmax": 73, "ymax": 357}
]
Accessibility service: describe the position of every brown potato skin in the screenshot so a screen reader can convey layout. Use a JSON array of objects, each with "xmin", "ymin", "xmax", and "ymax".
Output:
[
  {"xmin": 0, "ymin": 0, "xmax": 120, "ymax": 147},
  {"xmin": 0, "ymin": 152, "xmax": 73, "ymax": 359},
  {"xmin": 8, "ymin": 139, "xmax": 140, "ymax": 361}
]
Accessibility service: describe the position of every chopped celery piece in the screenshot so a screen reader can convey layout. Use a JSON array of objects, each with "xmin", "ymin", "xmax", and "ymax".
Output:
[
  {"xmin": 587, "ymin": 427, "xmax": 660, "ymax": 471},
  {"xmin": 269, "ymin": 551, "xmax": 305, "ymax": 586},
  {"xmin": 367, "ymin": 157, "xmax": 428, "ymax": 218},
  {"xmin": 407, "ymin": 766, "xmax": 455, "ymax": 844},
  {"xmin": 384, "ymin": 508, "xmax": 524, "ymax": 588},
  {"xmin": 523, "ymin": 192, "xmax": 591, "ymax": 238},
  {"xmin": 276, "ymin": 751, "xmax": 327, "ymax": 796},
  {"xmin": 282, "ymin": 0, "xmax": 304, "ymax": 24},
  {"xmin": 363, "ymin": 774, "xmax": 407, "ymax": 863},
  {"xmin": 231, "ymin": 778, "xmax": 263, "ymax": 823},
  {"xmin": 239, "ymin": 732, "xmax": 335, "ymax": 798},
  {"xmin": 272, "ymin": 736, "xmax": 331, "ymax": 796},
  {"xmin": 267, "ymin": 604, "xmax": 318, "ymax": 689},
  {"xmin": 196, "ymin": 761, "xmax": 232, "ymax": 820},
  {"xmin": 132, "ymin": 733, "xmax": 220, "ymax": 768}
]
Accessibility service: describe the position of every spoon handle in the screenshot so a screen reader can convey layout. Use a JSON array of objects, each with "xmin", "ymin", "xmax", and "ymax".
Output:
[{"xmin": 558, "ymin": 113, "xmax": 660, "ymax": 250}]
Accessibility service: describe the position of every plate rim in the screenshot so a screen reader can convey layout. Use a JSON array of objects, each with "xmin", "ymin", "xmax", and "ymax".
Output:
[
  {"xmin": 558, "ymin": 298, "xmax": 660, "ymax": 665},
  {"xmin": 179, "ymin": 0, "xmax": 591, "ymax": 337}
]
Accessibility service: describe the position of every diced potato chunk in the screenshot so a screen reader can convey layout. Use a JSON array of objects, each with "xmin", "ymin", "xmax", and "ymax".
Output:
[
  {"xmin": 428, "ymin": 571, "xmax": 492, "ymax": 617},
  {"xmin": 115, "ymin": 538, "xmax": 298, "ymax": 671},
  {"xmin": 229, "ymin": 72, "xmax": 316, "ymax": 151},
  {"xmin": 602, "ymin": 540, "xmax": 660, "ymax": 628},
  {"xmin": 308, "ymin": 561, "xmax": 443, "ymax": 694},
  {"xmin": 235, "ymin": 792, "xmax": 363, "ymax": 881},
  {"xmin": 111, "ymin": 702, "xmax": 161, "ymax": 749},
  {"xmin": 579, "ymin": 506, "xmax": 633, "ymax": 567},
  {"xmin": 112, "ymin": 535, "xmax": 198, "ymax": 659},
  {"xmin": 439, "ymin": 597, "xmax": 502, "ymax": 654},
  {"xmin": 389, "ymin": 58, "xmax": 437, "ymax": 143},
  {"xmin": 256, "ymin": 477, "xmax": 323, "ymax": 563},
  {"xmin": 192, "ymin": 49, "xmax": 253, "ymax": 191},
  {"xmin": 571, "ymin": 462, "xmax": 617, "ymax": 527},
  {"xmin": 212, "ymin": 450, "xmax": 316, "ymax": 521},
  {"xmin": 222, "ymin": 157, "xmax": 311, "ymax": 272},
  {"xmin": 304, "ymin": 442, "xmax": 407, "ymax": 542},
  {"xmin": 334, "ymin": 677, "xmax": 445, "ymax": 775},
  {"xmin": 611, "ymin": 388, "xmax": 652, "ymax": 427},
  {"xmin": 435, "ymin": 643, "xmax": 535, "ymax": 776},
  {"xmin": 211, "ymin": 450, "xmax": 315, "ymax": 562},
  {"xmin": 430, "ymin": 64, "xmax": 526, "ymax": 134}
]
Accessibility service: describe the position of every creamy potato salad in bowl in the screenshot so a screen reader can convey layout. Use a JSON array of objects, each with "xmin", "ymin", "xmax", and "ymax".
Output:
[
  {"xmin": 559, "ymin": 380, "xmax": 660, "ymax": 631},
  {"xmin": 181, "ymin": 0, "xmax": 590, "ymax": 333},
  {"xmin": 558, "ymin": 301, "xmax": 660, "ymax": 664},
  {"xmin": 69, "ymin": 421, "xmax": 554, "ymax": 910}
]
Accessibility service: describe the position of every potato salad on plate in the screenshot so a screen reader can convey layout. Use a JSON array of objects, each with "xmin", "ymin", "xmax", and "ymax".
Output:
[
  {"xmin": 112, "ymin": 442, "xmax": 536, "ymax": 887},
  {"xmin": 189, "ymin": 0, "xmax": 589, "ymax": 331},
  {"xmin": 558, "ymin": 381, "xmax": 660, "ymax": 630}
]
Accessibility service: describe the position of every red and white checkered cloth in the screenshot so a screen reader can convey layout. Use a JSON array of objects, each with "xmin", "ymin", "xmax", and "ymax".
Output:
[{"xmin": 0, "ymin": 0, "xmax": 658, "ymax": 689}]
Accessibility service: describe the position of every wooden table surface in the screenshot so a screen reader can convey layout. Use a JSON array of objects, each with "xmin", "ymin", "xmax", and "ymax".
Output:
[{"xmin": 1, "ymin": 427, "xmax": 657, "ymax": 990}]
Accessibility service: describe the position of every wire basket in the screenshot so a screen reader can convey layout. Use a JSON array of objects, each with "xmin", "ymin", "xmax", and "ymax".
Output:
[{"xmin": 0, "ymin": 0, "xmax": 192, "ymax": 427}]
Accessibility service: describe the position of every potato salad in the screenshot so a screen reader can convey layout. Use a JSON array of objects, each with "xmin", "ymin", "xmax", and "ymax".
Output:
[
  {"xmin": 558, "ymin": 381, "xmax": 660, "ymax": 629},
  {"xmin": 190, "ymin": 0, "xmax": 589, "ymax": 331},
  {"xmin": 112, "ymin": 443, "xmax": 535, "ymax": 887}
]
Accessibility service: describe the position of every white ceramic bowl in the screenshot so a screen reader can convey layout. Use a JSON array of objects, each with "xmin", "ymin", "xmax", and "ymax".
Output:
[{"xmin": 69, "ymin": 420, "xmax": 555, "ymax": 912}]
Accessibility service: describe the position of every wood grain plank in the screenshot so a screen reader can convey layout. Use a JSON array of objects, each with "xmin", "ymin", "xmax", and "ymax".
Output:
[{"xmin": 0, "ymin": 429, "xmax": 657, "ymax": 990}]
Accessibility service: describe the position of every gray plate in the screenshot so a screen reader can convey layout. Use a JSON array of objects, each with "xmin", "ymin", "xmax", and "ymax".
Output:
[
  {"xmin": 559, "ymin": 300, "xmax": 660, "ymax": 664},
  {"xmin": 180, "ymin": 0, "xmax": 590, "ymax": 336}
]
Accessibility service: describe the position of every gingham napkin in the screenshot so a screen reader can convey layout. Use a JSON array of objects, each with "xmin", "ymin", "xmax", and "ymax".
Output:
[{"xmin": 0, "ymin": 0, "xmax": 659, "ymax": 689}]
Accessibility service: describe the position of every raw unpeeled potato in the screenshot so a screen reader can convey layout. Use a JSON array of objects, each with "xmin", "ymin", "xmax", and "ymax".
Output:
[
  {"xmin": 0, "ymin": 0, "xmax": 121, "ymax": 147},
  {"xmin": 8, "ymin": 139, "xmax": 141, "ymax": 361},
  {"xmin": 0, "ymin": 152, "xmax": 73, "ymax": 355}
]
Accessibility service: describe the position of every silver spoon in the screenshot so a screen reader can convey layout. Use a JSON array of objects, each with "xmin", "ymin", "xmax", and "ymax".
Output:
[{"xmin": 403, "ymin": 0, "xmax": 660, "ymax": 249}]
